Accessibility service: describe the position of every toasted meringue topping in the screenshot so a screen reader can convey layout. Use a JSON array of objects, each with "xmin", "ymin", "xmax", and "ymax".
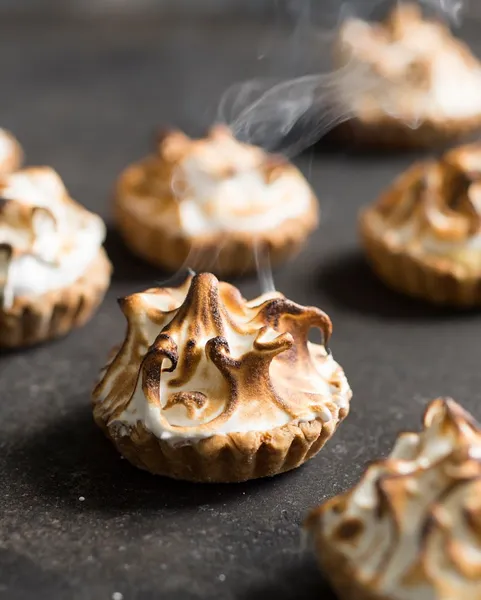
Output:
[
  {"xmin": 0, "ymin": 129, "xmax": 21, "ymax": 174},
  {"xmin": 93, "ymin": 273, "xmax": 351, "ymax": 443},
  {"xmin": 117, "ymin": 126, "xmax": 316, "ymax": 237},
  {"xmin": 366, "ymin": 144, "xmax": 481, "ymax": 271},
  {"xmin": 337, "ymin": 3, "xmax": 481, "ymax": 123},
  {"xmin": 0, "ymin": 167, "xmax": 106, "ymax": 307},
  {"xmin": 307, "ymin": 398, "xmax": 481, "ymax": 600}
]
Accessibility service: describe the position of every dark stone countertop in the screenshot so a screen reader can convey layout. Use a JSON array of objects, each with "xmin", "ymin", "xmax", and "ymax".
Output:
[{"xmin": 1, "ymin": 15, "xmax": 481, "ymax": 600}]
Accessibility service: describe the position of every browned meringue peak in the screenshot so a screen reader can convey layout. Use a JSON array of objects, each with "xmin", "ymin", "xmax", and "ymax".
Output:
[
  {"xmin": 136, "ymin": 125, "xmax": 289, "ymax": 195},
  {"xmin": 0, "ymin": 167, "xmax": 95, "ymax": 262},
  {"xmin": 341, "ymin": 3, "xmax": 471, "ymax": 77},
  {"xmin": 344, "ymin": 4, "xmax": 431, "ymax": 76},
  {"xmin": 159, "ymin": 125, "xmax": 265, "ymax": 170},
  {"xmin": 374, "ymin": 144, "xmax": 481, "ymax": 244},
  {"xmin": 307, "ymin": 398, "xmax": 481, "ymax": 600},
  {"xmin": 339, "ymin": 5, "xmax": 421, "ymax": 72},
  {"xmin": 93, "ymin": 273, "xmax": 351, "ymax": 442},
  {"xmin": 0, "ymin": 201, "xmax": 58, "ymax": 261}
]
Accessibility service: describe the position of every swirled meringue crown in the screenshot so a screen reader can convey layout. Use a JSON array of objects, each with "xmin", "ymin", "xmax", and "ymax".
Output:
[
  {"xmin": 337, "ymin": 3, "xmax": 481, "ymax": 123},
  {"xmin": 0, "ymin": 167, "xmax": 106, "ymax": 308},
  {"xmin": 307, "ymin": 398, "xmax": 481, "ymax": 600},
  {"xmin": 366, "ymin": 144, "xmax": 481, "ymax": 268},
  {"xmin": 93, "ymin": 273, "xmax": 351, "ymax": 444},
  {"xmin": 119, "ymin": 125, "xmax": 316, "ymax": 236}
]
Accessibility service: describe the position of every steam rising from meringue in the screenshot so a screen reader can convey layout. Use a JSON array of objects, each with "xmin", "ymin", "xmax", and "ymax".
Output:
[
  {"xmin": 421, "ymin": 0, "xmax": 463, "ymax": 23},
  {"xmin": 218, "ymin": 0, "xmax": 466, "ymax": 154},
  {"xmin": 254, "ymin": 241, "xmax": 276, "ymax": 294},
  {"xmin": 218, "ymin": 70, "xmax": 356, "ymax": 155}
]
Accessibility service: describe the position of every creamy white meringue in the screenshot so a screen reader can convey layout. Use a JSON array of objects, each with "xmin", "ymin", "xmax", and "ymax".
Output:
[
  {"xmin": 0, "ymin": 167, "xmax": 106, "ymax": 308},
  {"xmin": 93, "ymin": 273, "xmax": 352, "ymax": 444},
  {"xmin": 173, "ymin": 127, "xmax": 313, "ymax": 236},
  {"xmin": 308, "ymin": 398, "xmax": 481, "ymax": 600},
  {"xmin": 122, "ymin": 125, "xmax": 316, "ymax": 238},
  {"xmin": 337, "ymin": 4, "xmax": 481, "ymax": 124},
  {"xmin": 364, "ymin": 144, "xmax": 481, "ymax": 272}
]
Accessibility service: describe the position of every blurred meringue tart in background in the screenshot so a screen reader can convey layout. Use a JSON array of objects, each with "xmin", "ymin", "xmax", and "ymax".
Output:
[
  {"xmin": 0, "ymin": 128, "xmax": 23, "ymax": 174},
  {"xmin": 0, "ymin": 167, "xmax": 111, "ymax": 348},
  {"xmin": 360, "ymin": 144, "xmax": 481, "ymax": 306},
  {"xmin": 114, "ymin": 125, "xmax": 319, "ymax": 276},
  {"xmin": 92, "ymin": 272, "xmax": 351, "ymax": 483},
  {"xmin": 333, "ymin": 3, "xmax": 481, "ymax": 149},
  {"xmin": 305, "ymin": 397, "xmax": 481, "ymax": 600}
]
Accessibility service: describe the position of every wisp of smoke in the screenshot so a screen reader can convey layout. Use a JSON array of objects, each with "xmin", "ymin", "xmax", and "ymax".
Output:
[
  {"xmin": 218, "ymin": 0, "xmax": 466, "ymax": 155},
  {"xmin": 254, "ymin": 241, "xmax": 276, "ymax": 294},
  {"xmin": 164, "ymin": 0, "xmax": 467, "ymax": 294},
  {"xmin": 218, "ymin": 69, "xmax": 356, "ymax": 156}
]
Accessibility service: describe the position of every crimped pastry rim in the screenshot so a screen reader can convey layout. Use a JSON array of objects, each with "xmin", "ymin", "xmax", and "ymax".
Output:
[
  {"xmin": 94, "ymin": 406, "xmax": 350, "ymax": 483},
  {"xmin": 0, "ymin": 247, "xmax": 111, "ymax": 347},
  {"xmin": 332, "ymin": 113, "xmax": 481, "ymax": 150},
  {"xmin": 113, "ymin": 165, "xmax": 319, "ymax": 276}
]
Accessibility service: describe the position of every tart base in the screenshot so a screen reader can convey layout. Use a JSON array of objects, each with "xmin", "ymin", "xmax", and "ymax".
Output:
[
  {"xmin": 0, "ymin": 247, "xmax": 112, "ymax": 348},
  {"xmin": 360, "ymin": 209, "xmax": 481, "ymax": 307},
  {"xmin": 114, "ymin": 192, "xmax": 319, "ymax": 277},
  {"xmin": 332, "ymin": 114, "xmax": 481, "ymax": 151},
  {"xmin": 95, "ymin": 410, "xmax": 348, "ymax": 483}
]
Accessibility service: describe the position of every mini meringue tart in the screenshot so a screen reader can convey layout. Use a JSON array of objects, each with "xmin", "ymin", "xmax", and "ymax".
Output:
[
  {"xmin": 0, "ymin": 128, "xmax": 22, "ymax": 174},
  {"xmin": 114, "ymin": 125, "xmax": 319, "ymax": 276},
  {"xmin": 360, "ymin": 143, "xmax": 481, "ymax": 306},
  {"xmin": 92, "ymin": 272, "xmax": 351, "ymax": 483},
  {"xmin": 334, "ymin": 3, "xmax": 481, "ymax": 149},
  {"xmin": 0, "ymin": 167, "xmax": 111, "ymax": 348},
  {"xmin": 305, "ymin": 398, "xmax": 481, "ymax": 600}
]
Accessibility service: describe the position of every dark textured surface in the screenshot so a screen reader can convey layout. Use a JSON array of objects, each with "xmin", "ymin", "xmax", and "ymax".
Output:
[{"xmin": 2, "ymin": 15, "xmax": 481, "ymax": 600}]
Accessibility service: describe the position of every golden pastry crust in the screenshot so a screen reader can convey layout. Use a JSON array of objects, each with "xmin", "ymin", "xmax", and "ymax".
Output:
[
  {"xmin": 92, "ymin": 273, "xmax": 351, "ymax": 482},
  {"xmin": 360, "ymin": 144, "xmax": 481, "ymax": 306},
  {"xmin": 97, "ymin": 414, "xmax": 345, "ymax": 483},
  {"xmin": 114, "ymin": 126, "xmax": 319, "ymax": 276},
  {"xmin": 305, "ymin": 398, "xmax": 481, "ymax": 600},
  {"xmin": 0, "ymin": 247, "xmax": 111, "ymax": 348},
  {"xmin": 333, "ymin": 3, "xmax": 481, "ymax": 150},
  {"xmin": 334, "ymin": 114, "xmax": 481, "ymax": 151}
]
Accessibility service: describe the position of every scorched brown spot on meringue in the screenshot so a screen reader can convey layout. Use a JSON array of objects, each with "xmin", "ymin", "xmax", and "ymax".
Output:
[
  {"xmin": 114, "ymin": 125, "xmax": 319, "ymax": 276},
  {"xmin": 372, "ymin": 146, "xmax": 481, "ymax": 254},
  {"xmin": 360, "ymin": 144, "xmax": 481, "ymax": 306},
  {"xmin": 0, "ymin": 167, "xmax": 107, "ymax": 309},
  {"xmin": 0, "ymin": 166, "xmax": 111, "ymax": 348},
  {"xmin": 306, "ymin": 398, "xmax": 481, "ymax": 600},
  {"xmin": 92, "ymin": 273, "xmax": 351, "ymax": 482}
]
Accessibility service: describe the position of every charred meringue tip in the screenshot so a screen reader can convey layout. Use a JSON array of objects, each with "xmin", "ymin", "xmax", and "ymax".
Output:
[
  {"xmin": 306, "ymin": 397, "xmax": 481, "ymax": 600},
  {"xmin": 423, "ymin": 396, "xmax": 481, "ymax": 437},
  {"xmin": 93, "ymin": 273, "xmax": 350, "ymax": 450}
]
